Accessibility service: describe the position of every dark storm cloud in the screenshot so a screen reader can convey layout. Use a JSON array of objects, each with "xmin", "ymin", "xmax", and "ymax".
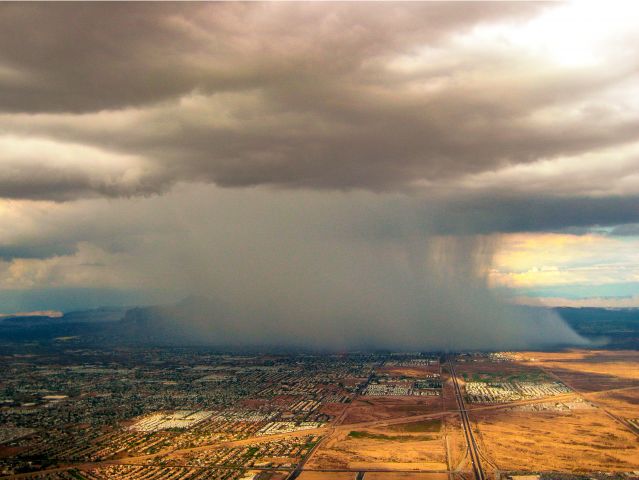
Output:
[
  {"xmin": 426, "ymin": 195, "xmax": 639, "ymax": 235},
  {"xmin": 609, "ymin": 223, "xmax": 639, "ymax": 236},
  {"xmin": 0, "ymin": 243, "xmax": 76, "ymax": 261},
  {"xmin": 3, "ymin": 191, "xmax": 639, "ymax": 268},
  {"xmin": 0, "ymin": 2, "xmax": 543, "ymax": 113},
  {"xmin": 3, "ymin": 2, "xmax": 638, "ymax": 201},
  {"xmin": 294, "ymin": 194, "xmax": 639, "ymax": 241}
]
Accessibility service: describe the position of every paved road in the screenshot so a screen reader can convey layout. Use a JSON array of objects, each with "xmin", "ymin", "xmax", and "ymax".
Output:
[
  {"xmin": 448, "ymin": 360, "xmax": 486, "ymax": 480},
  {"xmin": 287, "ymin": 429, "xmax": 327, "ymax": 480}
]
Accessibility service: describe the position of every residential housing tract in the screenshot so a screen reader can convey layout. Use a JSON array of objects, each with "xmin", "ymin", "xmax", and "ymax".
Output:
[{"xmin": 2, "ymin": 348, "xmax": 639, "ymax": 479}]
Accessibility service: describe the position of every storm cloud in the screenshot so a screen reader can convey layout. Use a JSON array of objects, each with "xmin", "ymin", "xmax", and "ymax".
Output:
[
  {"xmin": 1, "ymin": 2, "xmax": 638, "ymax": 348},
  {"xmin": 0, "ymin": 187, "xmax": 589, "ymax": 350},
  {"xmin": 0, "ymin": 2, "xmax": 638, "ymax": 199}
]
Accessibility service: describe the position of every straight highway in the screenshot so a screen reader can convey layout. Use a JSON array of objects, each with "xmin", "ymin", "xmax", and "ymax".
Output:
[{"xmin": 448, "ymin": 359, "xmax": 486, "ymax": 480}]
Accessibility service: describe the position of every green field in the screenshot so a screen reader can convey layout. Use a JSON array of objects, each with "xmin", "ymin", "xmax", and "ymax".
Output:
[
  {"xmin": 348, "ymin": 431, "xmax": 434, "ymax": 441},
  {"xmin": 387, "ymin": 419, "xmax": 442, "ymax": 433}
]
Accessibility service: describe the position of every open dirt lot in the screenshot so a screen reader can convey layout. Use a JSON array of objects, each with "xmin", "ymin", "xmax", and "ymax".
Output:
[
  {"xmin": 320, "ymin": 402, "xmax": 350, "ymax": 419},
  {"xmin": 441, "ymin": 376, "xmax": 459, "ymax": 412},
  {"xmin": 454, "ymin": 360, "xmax": 551, "ymax": 381},
  {"xmin": 522, "ymin": 350, "xmax": 639, "ymax": 392},
  {"xmin": 339, "ymin": 397, "xmax": 443, "ymax": 425},
  {"xmin": 442, "ymin": 415, "xmax": 466, "ymax": 471},
  {"xmin": 377, "ymin": 366, "xmax": 440, "ymax": 378},
  {"xmin": 472, "ymin": 408, "xmax": 639, "ymax": 472},
  {"xmin": 307, "ymin": 421, "xmax": 448, "ymax": 471},
  {"xmin": 364, "ymin": 473, "xmax": 449, "ymax": 480},
  {"xmin": 585, "ymin": 387, "xmax": 639, "ymax": 419},
  {"xmin": 297, "ymin": 473, "xmax": 356, "ymax": 480}
]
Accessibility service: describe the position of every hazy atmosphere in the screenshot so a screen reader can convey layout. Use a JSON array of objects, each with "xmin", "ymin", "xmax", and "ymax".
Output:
[{"xmin": 2, "ymin": 2, "xmax": 639, "ymax": 349}]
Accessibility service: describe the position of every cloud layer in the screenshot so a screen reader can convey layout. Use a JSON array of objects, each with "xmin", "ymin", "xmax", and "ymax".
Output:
[
  {"xmin": 1, "ymin": 3, "xmax": 638, "ymax": 345},
  {"xmin": 0, "ymin": 2, "xmax": 638, "ymax": 200}
]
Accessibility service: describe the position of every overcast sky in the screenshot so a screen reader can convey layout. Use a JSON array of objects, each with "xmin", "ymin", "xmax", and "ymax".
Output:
[{"xmin": 1, "ymin": 2, "xmax": 639, "ymax": 346}]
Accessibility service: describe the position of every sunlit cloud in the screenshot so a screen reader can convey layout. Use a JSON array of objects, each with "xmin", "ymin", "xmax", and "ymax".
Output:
[{"xmin": 491, "ymin": 233, "xmax": 639, "ymax": 292}]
